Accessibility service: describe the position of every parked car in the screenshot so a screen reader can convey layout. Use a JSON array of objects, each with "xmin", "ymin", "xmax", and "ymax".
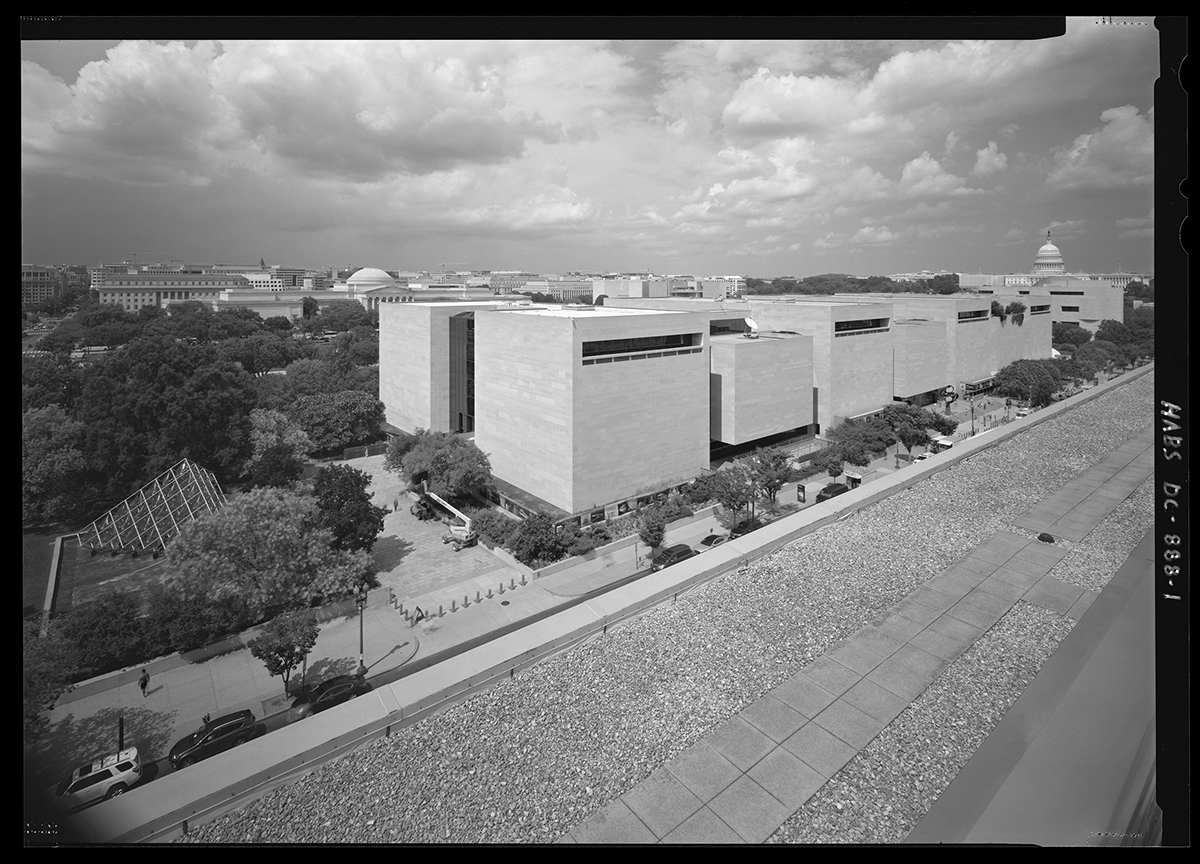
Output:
[
  {"xmin": 815, "ymin": 482, "xmax": 850, "ymax": 502},
  {"xmin": 168, "ymin": 710, "xmax": 256, "ymax": 769},
  {"xmin": 50, "ymin": 748, "xmax": 142, "ymax": 811},
  {"xmin": 913, "ymin": 452, "xmax": 932, "ymax": 462},
  {"xmin": 289, "ymin": 675, "xmax": 374, "ymax": 721},
  {"xmin": 694, "ymin": 533, "xmax": 728, "ymax": 552},
  {"xmin": 1016, "ymin": 407, "xmax": 1033, "ymax": 418},
  {"xmin": 729, "ymin": 518, "xmax": 765, "ymax": 538},
  {"xmin": 650, "ymin": 544, "xmax": 696, "ymax": 572}
]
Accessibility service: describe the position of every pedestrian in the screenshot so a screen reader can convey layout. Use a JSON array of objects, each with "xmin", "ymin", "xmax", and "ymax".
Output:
[
  {"xmin": 393, "ymin": 498, "xmax": 399, "ymax": 513},
  {"xmin": 138, "ymin": 668, "xmax": 150, "ymax": 698},
  {"xmin": 413, "ymin": 606, "xmax": 426, "ymax": 624}
]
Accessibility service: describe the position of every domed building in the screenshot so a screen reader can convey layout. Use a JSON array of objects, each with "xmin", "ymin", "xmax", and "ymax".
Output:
[
  {"xmin": 1032, "ymin": 231, "xmax": 1066, "ymax": 275},
  {"xmin": 956, "ymin": 229, "xmax": 1150, "ymax": 332},
  {"xmin": 346, "ymin": 267, "xmax": 398, "ymax": 291},
  {"xmin": 342, "ymin": 267, "xmax": 414, "ymax": 310}
]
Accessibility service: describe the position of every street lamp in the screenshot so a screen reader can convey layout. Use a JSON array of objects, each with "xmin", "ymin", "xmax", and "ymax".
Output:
[
  {"xmin": 356, "ymin": 581, "xmax": 369, "ymax": 678},
  {"xmin": 969, "ymin": 396, "xmax": 976, "ymax": 437}
]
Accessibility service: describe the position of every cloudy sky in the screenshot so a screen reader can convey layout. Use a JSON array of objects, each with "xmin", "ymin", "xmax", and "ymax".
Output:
[{"xmin": 21, "ymin": 19, "xmax": 1160, "ymax": 278}]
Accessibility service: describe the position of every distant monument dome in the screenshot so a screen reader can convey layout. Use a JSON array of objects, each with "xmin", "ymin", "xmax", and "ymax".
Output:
[
  {"xmin": 346, "ymin": 267, "xmax": 397, "ymax": 289},
  {"xmin": 1033, "ymin": 231, "xmax": 1065, "ymax": 274}
]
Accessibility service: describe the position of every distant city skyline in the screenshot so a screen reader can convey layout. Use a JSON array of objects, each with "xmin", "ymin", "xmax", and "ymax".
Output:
[{"xmin": 22, "ymin": 21, "xmax": 1158, "ymax": 277}]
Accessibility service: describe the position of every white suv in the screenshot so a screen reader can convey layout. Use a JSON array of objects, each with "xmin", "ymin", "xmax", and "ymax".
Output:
[{"xmin": 51, "ymin": 747, "xmax": 142, "ymax": 811}]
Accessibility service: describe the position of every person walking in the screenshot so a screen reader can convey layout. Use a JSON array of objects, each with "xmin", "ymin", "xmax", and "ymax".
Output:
[{"xmin": 138, "ymin": 668, "xmax": 150, "ymax": 698}]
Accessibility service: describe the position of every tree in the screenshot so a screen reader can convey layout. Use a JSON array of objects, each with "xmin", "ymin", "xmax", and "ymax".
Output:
[
  {"xmin": 248, "ymin": 611, "xmax": 319, "ymax": 696},
  {"xmin": 302, "ymin": 296, "xmax": 320, "ymax": 320},
  {"xmin": 994, "ymin": 359, "xmax": 1059, "ymax": 407},
  {"xmin": 824, "ymin": 417, "xmax": 896, "ymax": 467},
  {"xmin": 60, "ymin": 592, "xmax": 147, "ymax": 678},
  {"xmin": 813, "ymin": 445, "xmax": 846, "ymax": 480},
  {"xmin": 22, "ymin": 355, "xmax": 83, "ymax": 415},
  {"xmin": 72, "ymin": 337, "xmax": 256, "ymax": 500},
  {"xmin": 708, "ymin": 461, "xmax": 758, "ymax": 521},
  {"xmin": 23, "ymin": 406, "xmax": 92, "ymax": 526},
  {"xmin": 24, "ymin": 620, "xmax": 78, "ymax": 742},
  {"xmin": 746, "ymin": 447, "xmax": 795, "ymax": 506},
  {"xmin": 396, "ymin": 429, "xmax": 493, "ymax": 499},
  {"xmin": 330, "ymin": 326, "xmax": 379, "ymax": 366},
  {"xmin": 1004, "ymin": 300, "xmax": 1026, "ymax": 325},
  {"xmin": 505, "ymin": 513, "xmax": 568, "ymax": 568},
  {"xmin": 1095, "ymin": 319, "xmax": 1135, "ymax": 345},
  {"xmin": 878, "ymin": 403, "xmax": 957, "ymax": 463},
  {"xmin": 290, "ymin": 390, "xmax": 385, "ymax": 454},
  {"xmin": 218, "ymin": 331, "xmax": 309, "ymax": 375},
  {"xmin": 314, "ymin": 300, "xmax": 373, "ymax": 333},
  {"xmin": 264, "ymin": 315, "xmax": 295, "ymax": 333},
  {"xmin": 927, "ymin": 273, "xmax": 959, "ymax": 294},
  {"xmin": 168, "ymin": 488, "xmax": 373, "ymax": 621},
  {"xmin": 251, "ymin": 443, "xmax": 305, "ymax": 488},
  {"xmin": 637, "ymin": 507, "xmax": 667, "ymax": 549},
  {"xmin": 247, "ymin": 408, "xmax": 315, "ymax": 468},
  {"xmin": 311, "ymin": 465, "xmax": 388, "ymax": 553},
  {"xmin": 1052, "ymin": 321, "xmax": 1092, "ymax": 348},
  {"xmin": 383, "ymin": 430, "xmax": 420, "ymax": 474}
]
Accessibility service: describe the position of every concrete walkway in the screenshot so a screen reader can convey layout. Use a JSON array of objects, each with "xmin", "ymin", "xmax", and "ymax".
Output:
[{"xmin": 561, "ymin": 427, "xmax": 1154, "ymax": 843}]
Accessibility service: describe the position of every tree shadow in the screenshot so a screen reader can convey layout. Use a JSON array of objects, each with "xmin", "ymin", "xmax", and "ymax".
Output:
[
  {"xmin": 372, "ymin": 535, "xmax": 414, "ymax": 570},
  {"xmin": 296, "ymin": 656, "xmax": 360, "ymax": 691},
  {"xmin": 24, "ymin": 704, "xmax": 179, "ymax": 824}
]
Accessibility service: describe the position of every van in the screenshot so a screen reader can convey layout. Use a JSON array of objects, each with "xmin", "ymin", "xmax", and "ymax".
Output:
[
  {"xmin": 816, "ymin": 482, "xmax": 850, "ymax": 502},
  {"xmin": 930, "ymin": 436, "xmax": 955, "ymax": 453}
]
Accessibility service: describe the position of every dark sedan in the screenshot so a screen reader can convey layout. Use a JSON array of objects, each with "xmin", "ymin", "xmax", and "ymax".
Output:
[
  {"xmin": 168, "ymin": 710, "xmax": 256, "ymax": 769},
  {"xmin": 289, "ymin": 675, "xmax": 373, "ymax": 721},
  {"xmin": 729, "ymin": 518, "xmax": 764, "ymax": 538}
]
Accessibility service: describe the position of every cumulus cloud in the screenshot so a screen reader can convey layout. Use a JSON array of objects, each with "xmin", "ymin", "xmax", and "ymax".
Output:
[
  {"xmin": 897, "ymin": 152, "xmax": 981, "ymax": 198},
  {"xmin": 1046, "ymin": 105, "xmax": 1154, "ymax": 191},
  {"xmin": 1116, "ymin": 208, "xmax": 1154, "ymax": 239},
  {"xmin": 971, "ymin": 141, "xmax": 1008, "ymax": 176}
]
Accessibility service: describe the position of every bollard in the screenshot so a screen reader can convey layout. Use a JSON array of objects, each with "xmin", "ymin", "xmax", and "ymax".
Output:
[
  {"xmin": 464, "ymin": 595, "xmax": 470, "ymax": 607},
  {"xmin": 520, "ymin": 574, "xmax": 527, "ymax": 586},
  {"xmin": 510, "ymin": 578, "xmax": 516, "ymax": 590},
  {"xmin": 451, "ymin": 599, "xmax": 457, "ymax": 612},
  {"xmin": 439, "ymin": 604, "xmax": 444, "ymax": 617},
  {"xmin": 476, "ymin": 590, "xmax": 481, "ymax": 603},
  {"xmin": 487, "ymin": 588, "xmax": 493, "ymax": 599},
  {"xmin": 498, "ymin": 583, "xmax": 505, "ymax": 594}
]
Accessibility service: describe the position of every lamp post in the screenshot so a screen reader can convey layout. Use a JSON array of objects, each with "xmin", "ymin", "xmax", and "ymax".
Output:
[
  {"xmin": 969, "ymin": 396, "xmax": 976, "ymax": 437},
  {"xmin": 356, "ymin": 581, "xmax": 369, "ymax": 678}
]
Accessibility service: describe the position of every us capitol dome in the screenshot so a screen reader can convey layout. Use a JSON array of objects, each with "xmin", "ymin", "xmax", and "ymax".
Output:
[{"xmin": 1032, "ymin": 231, "xmax": 1066, "ymax": 275}]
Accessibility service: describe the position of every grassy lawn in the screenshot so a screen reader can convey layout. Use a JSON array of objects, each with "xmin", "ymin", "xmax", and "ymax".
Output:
[
  {"xmin": 22, "ymin": 531, "xmax": 58, "ymax": 620},
  {"xmin": 53, "ymin": 537, "xmax": 170, "ymax": 617}
]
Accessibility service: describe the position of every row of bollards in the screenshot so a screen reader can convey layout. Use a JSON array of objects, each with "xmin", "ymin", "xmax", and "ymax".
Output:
[{"xmin": 396, "ymin": 573, "xmax": 531, "ymax": 624}]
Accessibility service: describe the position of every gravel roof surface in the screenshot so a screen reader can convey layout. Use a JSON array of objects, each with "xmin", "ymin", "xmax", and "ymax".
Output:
[{"xmin": 182, "ymin": 372, "xmax": 1153, "ymax": 844}]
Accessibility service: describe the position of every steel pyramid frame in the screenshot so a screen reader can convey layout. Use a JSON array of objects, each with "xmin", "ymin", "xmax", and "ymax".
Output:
[{"xmin": 80, "ymin": 458, "xmax": 227, "ymax": 553}]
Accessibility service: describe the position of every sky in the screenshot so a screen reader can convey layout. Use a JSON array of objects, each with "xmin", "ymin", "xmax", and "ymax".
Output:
[{"xmin": 21, "ymin": 19, "xmax": 1162, "ymax": 278}]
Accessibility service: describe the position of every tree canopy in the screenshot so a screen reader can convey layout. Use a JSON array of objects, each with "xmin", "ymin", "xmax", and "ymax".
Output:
[
  {"xmin": 394, "ymin": 429, "xmax": 493, "ymax": 499},
  {"xmin": 290, "ymin": 390, "xmax": 385, "ymax": 454},
  {"xmin": 311, "ymin": 465, "xmax": 388, "ymax": 553},
  {"xmin": 248, "ymin": 611, "xmax": 320, "ymax": 695},
  {"xmin": 23, "ymin": 621, "xmax": 78, "ymax": 742},
  {"xmin": 168, "ymin": 487, "xmax": 373, "ymax": 620}
]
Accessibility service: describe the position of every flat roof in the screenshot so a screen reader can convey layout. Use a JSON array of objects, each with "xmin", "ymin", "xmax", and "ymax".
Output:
[
  {"xmin": 492, "ymin": 305, "xmax": 686, "ymax": 318},
  {"xmin": 709, "ymin": 331, "xmax": 806, "ymax": 343}
]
